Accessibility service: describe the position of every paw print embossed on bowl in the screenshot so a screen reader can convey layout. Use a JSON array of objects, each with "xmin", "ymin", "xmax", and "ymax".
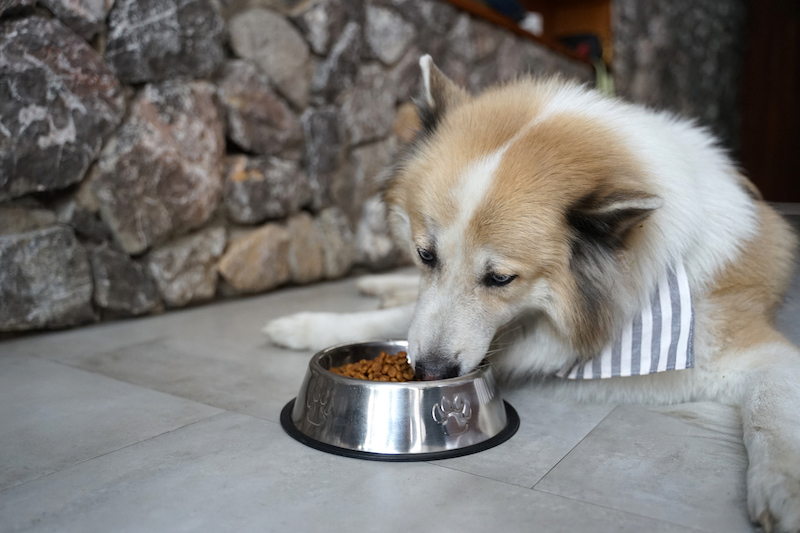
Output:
[
  {"xmin": 280, "ymin": 340, "xmax": 519, "ymax": 461},
  {"xmin": 432, "ymin": 395, "xmax": 472, "ymax": 436}
]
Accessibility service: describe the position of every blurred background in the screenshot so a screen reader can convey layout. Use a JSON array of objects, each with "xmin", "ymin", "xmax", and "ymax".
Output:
[{"xmin": 1, "ymin": 0, "xmax": 797, "ymax": 334}]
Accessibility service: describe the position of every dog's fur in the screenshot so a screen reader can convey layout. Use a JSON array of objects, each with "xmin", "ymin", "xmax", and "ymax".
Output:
[{"xmin": 265, "ymin": 56, "xmax": 800, "ymax": 531}]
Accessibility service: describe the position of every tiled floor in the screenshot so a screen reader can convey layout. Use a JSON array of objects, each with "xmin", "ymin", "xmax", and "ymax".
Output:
[{"xmin": 1, "ymin": 253, "xmax": 798, "ymax": 532}]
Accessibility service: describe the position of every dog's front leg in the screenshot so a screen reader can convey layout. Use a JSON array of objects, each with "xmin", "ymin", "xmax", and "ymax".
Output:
[
  {"xmin": 263, "ymin": 304, "xmax": 416, "ymax": 351},
  {"xmin": 734, "ymin": 341, "xmax": 800, "ymax": 533}
]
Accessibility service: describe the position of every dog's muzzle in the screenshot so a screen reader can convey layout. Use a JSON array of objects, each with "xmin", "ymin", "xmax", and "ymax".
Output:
[{"xmin": 414, "ymin": 359, "xmax": 461, "ymax": 381}]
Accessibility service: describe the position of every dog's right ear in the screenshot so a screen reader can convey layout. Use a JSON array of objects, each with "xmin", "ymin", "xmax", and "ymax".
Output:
[{"xmin": 414, "ymin": 55, "xmax": 469, "ymax": 137}]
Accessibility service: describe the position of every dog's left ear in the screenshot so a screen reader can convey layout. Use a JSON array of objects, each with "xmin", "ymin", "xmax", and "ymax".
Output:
[
  {"xmin": 567, "ymin": 191, "xmax": 663, "ymax": 249},
  {"xmin": 415, "ymin": 55, "xmax": 469, "ymax": 136}
]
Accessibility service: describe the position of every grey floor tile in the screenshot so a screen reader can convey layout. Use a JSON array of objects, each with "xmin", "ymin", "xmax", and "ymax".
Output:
[
  {"xmin": 0, "ymin": 355, "xmax": 221, "ymax": 491},
  {"xmin": 0, "ymin": 411, "xmax": 700, "ymax": 533},
  {"xmin": 44, "ymin": 335, "xmax": 310, "ymax": 423},
  {"xmin": 534, "ymin": 403, "xmax": 752, "ymax": 533},
  {"xmin": 23, "ymin": 276, "xmax": 388, "ymax": 423},
  {"xmin": 0, "ymin": 314, "xmax": 168, "ymax": 360},
  {"xmin": 430, "ymin": 386, "xmax": 614, "ymax": 487}
]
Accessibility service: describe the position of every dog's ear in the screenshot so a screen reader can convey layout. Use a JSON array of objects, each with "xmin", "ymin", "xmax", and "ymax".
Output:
[
  {"xmin": 567, "ymin": 190, "xmax": 663, "ymax": 249},
  {"xmin": 414, "ymin": 55, "xmax": 469, "ymax": 137}
]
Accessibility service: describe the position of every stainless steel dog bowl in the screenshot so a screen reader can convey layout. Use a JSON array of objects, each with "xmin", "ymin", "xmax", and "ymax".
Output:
[{"xmin": 280, "ymin": 340, "xmax": 519, "ymax": 461}]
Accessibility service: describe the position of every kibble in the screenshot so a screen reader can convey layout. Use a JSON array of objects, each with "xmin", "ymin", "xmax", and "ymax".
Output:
[{"xmin": 329, "ymin": 351, "xmax": 417, "ymax": 382}]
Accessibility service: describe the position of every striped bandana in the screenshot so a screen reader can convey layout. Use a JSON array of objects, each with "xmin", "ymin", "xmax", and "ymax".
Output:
[{"xmin": 557, "ymin": 262, "xmax": 695, "ymax": 380}]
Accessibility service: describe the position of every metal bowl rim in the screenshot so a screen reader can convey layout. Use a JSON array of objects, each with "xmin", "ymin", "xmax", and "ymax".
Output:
[{"xmin": 311, "ymin": 339, "xmax": 490, "ymax": 387}]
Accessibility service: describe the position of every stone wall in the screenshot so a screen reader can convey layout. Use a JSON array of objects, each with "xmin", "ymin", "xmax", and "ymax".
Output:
[
  {"xmin": 612, "ymin": 0, "xmax": 747, "ymax": 151},
  {"xmin": 0, "ymin": 0, "xmax": 591, "ymax": 332}
]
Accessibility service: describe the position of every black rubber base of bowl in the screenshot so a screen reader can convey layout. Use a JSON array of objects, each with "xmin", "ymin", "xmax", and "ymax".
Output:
[{"xmin": 280, "ymin": 398, "xmax": 520, "ymax": 462}]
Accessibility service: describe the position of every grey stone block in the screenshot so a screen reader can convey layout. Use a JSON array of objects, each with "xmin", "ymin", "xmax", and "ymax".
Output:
[
  {"xmin": 0, "ymin": 226, "xmax": 94, "ymax": 331},
  {"xmin": 0, "ymin": 17, "xmax": 125, "ymax": 201},
  {"xmin": 105, "ymin": 0, "xmax": 225, "ymax": 83}
]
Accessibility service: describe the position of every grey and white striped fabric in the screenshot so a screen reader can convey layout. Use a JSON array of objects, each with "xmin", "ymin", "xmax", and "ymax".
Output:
[{"xmin": 557, "ymin": 262, "xmax": 695, "ymax": 380}]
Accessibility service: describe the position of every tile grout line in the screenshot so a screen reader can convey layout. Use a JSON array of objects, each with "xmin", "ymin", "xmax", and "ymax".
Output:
[
  {"xmin": 40, "ymin": 353, "xmax": 292, "ymax": 425},
  {"xmin": 20, "ymin": 338, "xmax": 234, "ymax": 406},
  {"xmin": 4, "ymin": 330, "xmax": 169, "ymax": 359},
  {"xmin": 421, "ymin": 403, "xmax": 619, "ymax": 492},
  {"xmin": 21, "ymin": 341, "xmax": 309, "ymax": 427},
  {"xmin": 528, "ymin": 404, "xmax": 736, "ymax": 533},
  {"xmin": 422, "ymin": 461, "xmax": 533, "ymax": 490},
  {"xmin": 401, "ymin": 454, "xmax": 714, "ymax": 533},
  {"xmin": 530, "ymin": 404, "xmax": 618, "ymax": 490},
  {"xmin": 0, "ymin": 410, "xmax": 231, "ymax": 496},
  {"xmin": 13, "ymin": 334, "xmax": 168, "ymax": 372},
  {"xmin": 5, "ymin": 337, "xmax": 176, "ymax": 395},
  {"xmin": 530, "ymin": 486, "xmax": 716, "ymax": 533}
]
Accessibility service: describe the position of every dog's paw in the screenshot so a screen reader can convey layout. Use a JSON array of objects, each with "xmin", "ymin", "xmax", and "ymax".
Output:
[
  {"xmin": 356, "ymin": 275, "xmax": 390, "ymax": 297},
  {"xmin": 379, "ymin": 289, "xmax": 419, "ymax": 309},
  {"xmin": 262, "ymin": 313, "xmax": 343, "ymax": 351},
  {"xmin": 356, "ymin": 273, "xmax": 419, "ymax": 297},
  {"xmin": 747, "ymin": 458, "xmax": 800, "ymax": 533}
]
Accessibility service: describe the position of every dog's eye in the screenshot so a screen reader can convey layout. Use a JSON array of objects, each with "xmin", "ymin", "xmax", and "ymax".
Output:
[
  {"xmin": 485, "ymin": 273, "xmax": 516, "ymax": 287},
  {"xmin": 417, "ymin": 248, "xmax": 436, "ymax": 266}
]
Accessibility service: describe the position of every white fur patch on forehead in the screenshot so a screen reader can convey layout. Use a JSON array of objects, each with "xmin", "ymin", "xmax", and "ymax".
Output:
[
  {"xmin": 450, "ymin": 147, "xmax": 507, "ymax": 230},
  {"xmin": 436, "ymin": 145, "xmax": 514, "ymax": 276},
  {"xmin": 443, "ymin": 114, "xmax": 542, "ymax": 253}
]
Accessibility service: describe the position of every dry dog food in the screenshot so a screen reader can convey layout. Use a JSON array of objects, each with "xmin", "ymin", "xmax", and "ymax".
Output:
[{"xmin": 329, "ymin": 351, "xmax": 417, "ymax": 382}]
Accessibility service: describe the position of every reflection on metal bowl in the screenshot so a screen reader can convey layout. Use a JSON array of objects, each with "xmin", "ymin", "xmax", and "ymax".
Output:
[{"xmin": 280, "ymin": 340, "xmax": 519, "ymax": 461}]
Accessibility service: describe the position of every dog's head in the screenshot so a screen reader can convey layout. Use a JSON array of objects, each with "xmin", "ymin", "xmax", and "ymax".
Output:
[{"xmin": 384, "ymin": 56, "xmax": 663, "ymax": 380}]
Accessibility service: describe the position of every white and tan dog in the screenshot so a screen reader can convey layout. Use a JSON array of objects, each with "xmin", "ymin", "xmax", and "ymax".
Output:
[{"xmin": 265, "ymin": 56, "xmax": 800, "ymax": 531}]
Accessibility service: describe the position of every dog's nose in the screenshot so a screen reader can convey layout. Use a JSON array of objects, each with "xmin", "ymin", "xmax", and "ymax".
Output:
[{"xmin": 414, "ymin": 360, "xmax": 460, "ymax": 381}]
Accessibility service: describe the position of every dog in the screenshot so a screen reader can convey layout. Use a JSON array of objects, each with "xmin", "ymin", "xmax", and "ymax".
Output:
[{"xmin": 265, "ymin": 56, "xmax": 800, "ymax": 532}]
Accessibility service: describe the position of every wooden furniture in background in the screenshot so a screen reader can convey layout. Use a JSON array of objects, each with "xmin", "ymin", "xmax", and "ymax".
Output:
[
  {"xmin": 441, "ymin": 0, "xmax": 598, "ymax": 65},
  {"xmin": 740, "ymin": 0, "xmax": 800, "ymax": 203},
  {"xmin": 518, "ymin": 0, "xmax": 612, "ymax": 63}
]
